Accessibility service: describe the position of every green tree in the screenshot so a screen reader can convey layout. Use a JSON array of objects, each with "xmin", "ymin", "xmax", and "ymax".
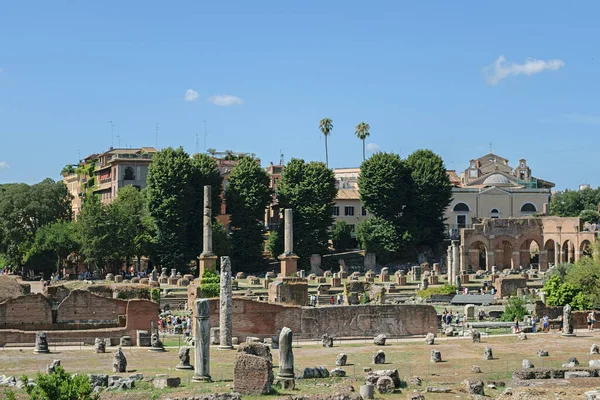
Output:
[
  {"xmin": 550, "ymin": 190, "xmax": 584, "ymax": 216},
  {"xmin": 319, "ymin": 118, "xmax": 333, "ymax": 167},
  {"xmin": 226, "ymin": 156, "xmax": 272, "ymax": 271},
  {"xmin": 77, "ymin": 196, "xmax": 120, "ymax": 273},
  {"xmin": 212, "ymin": 220, "xmax": 231, "ymax": 259},
  {"xmin": 0, "ymin": 179, "xmax": 72, "ymax": 269},
  {"xmin": 405, "ymin": 149, "xmax": 453, "ymax": 246},
  {"xmin": 356, "ymin": 217, "xmax": 401, "ymax": 263},
  {"xmin": 500, "ymin": 297, "xmax": 528, "ymax": 322},
  {"xmin": 331, "ymin": 221, "xmax": 353, "ymax": 251},
  {"xmin": 26, "ymin": 221, "xmax": 80, "ymax": 278},
  {"xmin": 358, "ymin": 152, "xmax": 416, "ymax": 246},
  {"xmin": 276, "ymin": 158, "xmax": 338, "ymax": 267},
  {"xmin": 580, "ymin": 209, "xmax": 600, "ymax": 224},
  {"xmin": 354, "ymin": 122, "xmax": 371, "ymax": 161}
]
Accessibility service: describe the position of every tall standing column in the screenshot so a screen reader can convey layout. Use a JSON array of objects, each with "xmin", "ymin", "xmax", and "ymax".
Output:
[
  {"xmin": 279, "ymin": 209, "xmax": 298, "ymax": 277},
  {"xmin": 199, "ymin": 185, "xmax": 217, "ymax": 279},
  {"xmin": 277, "ymin": 326, "xmax": 295, "ymax": 389},
  {"xmin": 452, "ymin": 241, "xmax": 460, "ymax": 281},
  {"xmin": 192, "ymin": 299, "xmax": 211, "ymax": 382},
  {"xmin": 446, "ymin": 244, "xmax": 453, "ymax": 283},
  {"xmin": 218, "ymin": 256, "xmax": 233, "ymax": 350}
]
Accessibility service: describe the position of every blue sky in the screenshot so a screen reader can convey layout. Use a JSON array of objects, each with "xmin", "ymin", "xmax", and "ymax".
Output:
[{"xmin": 0, "ymin": 2, "xmax": 598, "ymax": 190}]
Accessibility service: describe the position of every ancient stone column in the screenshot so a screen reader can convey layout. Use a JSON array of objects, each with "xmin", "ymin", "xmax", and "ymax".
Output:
[
  {"xmin": 277, "ymin": 327, "xmax": 295, "ymax": 388},
  {"xmin": 452, "ymin": 241, "xmax": 460, "ymax": 281},
  {"xmin": 218, "ymin": 256, "xmax": 233, "ymax": 350},
  {"xmin": 447, "ymin": 244, "xmax": 453, "ymax": 284},
  {"xmin": 562, "ymin": 303, "xmax": 575, "ymax": 337},
  {"xmin": 279, "ymin": 209, "xmax": 298, "ymax": 277},
  {"xmin": 192, "ymin": 299, "xmax": 211, "ymax": 382},
  {"xmin": 199, "ymin": 185, "xmax": 217, "ymax": 278}
]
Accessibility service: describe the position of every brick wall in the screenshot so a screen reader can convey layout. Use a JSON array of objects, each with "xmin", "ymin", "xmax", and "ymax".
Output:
[
  {"xmin": 494, "ymin": 276, "xmax": 527, "ymax": 298},
  {"xmin": 56, "ymin": 290, "xmax": 127, "ymax": 323},
  {"xmin": 204, "ymin": 298, "xmax": 437, "ymax": 341},
  {"xmin": 125, "ymin": 299, "xmax": 158, "ymax": 335},
  {"xmin": 0, "ymin": 294, "xmax": 53, "ymax": 328}
]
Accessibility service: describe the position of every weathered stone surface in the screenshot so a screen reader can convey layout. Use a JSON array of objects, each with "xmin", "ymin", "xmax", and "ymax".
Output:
[
  {"xmin": 591, "ymin": 344, "xmax": 600, "ymax": 355},
  {"xmin": 585, "ymin": 390, "xmax": 600, "ymax": 400},
  {"xmin": 238, "ymin": 342, "xmax": 273, "ymax": 363},
  {"xmin": 512, "ymin": 367, "xmax": 600, "ymax": 380},
  {"xmin": 34, "ymin": 331, "xmax": 49, "ymax": 354},
  {"xmin": 113, "ymin": 348, "xmax": 127, "ymax": 373},
  {"xmin": 483, "ymin": 346, "xmax": 493, "ymax": 360},
  {"xmin": 234, "ymin": 353, "xmax": 272, "ymax": 395},
  {"xmin": 219, "ymin": 256, "xmax": 233, "ymax": 349},
  {"xmin": 431, "ymin": 350, "xmax": 441, "ymax": 363},
  {"xmin": 153, "ymin": 375, "xmax": 181, "ymax": 389},
  {"xmin": 210, "ymin": 327, "xmax": 220, "ymax": 345},
  {"xmin": 372, "ymin": 350, "xmax": 385, "ymax": 364},
  {"xmin": 322, "ymin": 333, "xmax": 334, "ymax": 347},
  {"xmin": 120, "ymin": 336, "xmax": 131, "ymax": 347},
  {"xmin": 565, "ymin": 371, "xmax": 591, "ymax": 378},
  {"xmin": 425, "ymin": 332, "xmax": 435, "ymax": 345},
  {"xmin": 562, "ymin": 303, "xmax": 574, "ymax": 336},
  {"xmin": 176, "ymin": 347, "xmax": 193, "ymax": 370},
  {"xmin": 359, "ymin": 384, "xmax": 374, "ymax": 400},
  {"xmin": 302, "ymin": 368, "xmax": 314, "ymax": 379},
  {"xmin": 375, "ymin": 376, "xmax": 394, "ymax": 394},
  {"xmin": 407, "ymin": 376, "xmax": 422, "ymax": 386},
  {"xmin": 472, "ymin": 365, "xmax": 482, "ymax": 373},
  {"xmin": 537, "ymin": 350, "xmax": 548, "ymax": 357},
  {"xmin": 465, "ymin": 380, "xmax": 484, "ymax": 395},
  {"xmin": 336, "ymin": 353, "xmax": 347, "ymax": 366},
  {"xmin": 562, "ymin": 357, "xmax": 580, "ymax": 368},
  {"xmin": 364, "ymin": 369, "xmax": 400, "ymax": 388},
  {"xmin": 407, "ymin": 395, "xmax": 425, "ymax": 400},
  {"xmin": 373, "ymin": 334, "xmax": 386, "ymax": 346},
  {"xmin": 517, "ymin": 332, "xmax": 527, "ymax": 340},
  {"xmin": 46, "ymin": 359, "xmax": 60, "ymax": 374},
  {"xmin": 330, "ymin": 368, "xmax": 346, "ymax": 377},
  {"xmin": 88, "ymin": 374, "xmax": 108, "ymax": 388},
  {"xmin": 471, "ymin": 329, "xmax": 481, "ymax": 343},
  {"xmin": 522, "ymin": 359, "xmax": 534, "ymax": 369},
  {"xmin": 193, "ymin": 298, "xmax": 211, "ymax": 382},
  {"xmin": 426, "ymin": 386, "xmax": 452, "ymax": 393},
  {"xmin": 589, "ymin": 360, "xmax": 600, "ymax": 367},
  {"xmin": 149, "ymin": 332, "xmax": 165, "ymax": 352}
]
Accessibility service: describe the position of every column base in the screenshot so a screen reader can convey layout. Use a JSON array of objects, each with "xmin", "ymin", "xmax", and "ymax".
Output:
[
  {"xmin": 191, "ymin": 375, "xmax": 212, "ymax": 382},
  {"xmin": 198, "ymin": 254, "xmax": 217, "ymax": 279},
  {"xmin": 217, "ymin": 345, "xmax": 234, "ymax": 350},
  {"xmin": 175, "ymin": 365, "xmax": 194, "ymax": 370},
  {"xmin": 278, "ymin": 254, "xmax": 299, "ymax": 277}
]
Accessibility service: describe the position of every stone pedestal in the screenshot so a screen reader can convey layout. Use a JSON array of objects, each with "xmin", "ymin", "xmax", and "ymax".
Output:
[
  {"xmin": 198, "ymin": 254, "xmax": 217, "ymax": 279},
  {"xmin": 395, "ymin": 275, "xmax": 407, "ymax": 286},
  {"xmin": 279, "ymin": 255, "xmax": 299, "ymax": 277},
  {"xmin": 365, "ymin": 277, "xmax": 375, "ymax": 283},
  {"xmin": 339, "ymin": 272, "xmax": 347, "ymax": 279},
  {"xmin": 379, "ymin": 274, "xmax": 390, "ymax": 282},
  {"xmin": 263, "ymin": 278, "xmax": 272, "ymax": 289},
  {"xmin": 460, "ymin": 273, "xmax": 470, "ymax": 284},
  {"xmin": 429, "ymin": 275, "xmax": 439, "ymax": 285},
  {"xmin": 331, "ymin": 277, "xmax": 341, "ymax": 288}
]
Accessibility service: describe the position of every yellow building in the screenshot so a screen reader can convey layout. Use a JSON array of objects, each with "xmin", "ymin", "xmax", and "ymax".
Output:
[{"xmin": 445, "ymin": 152, "xmax": 554, "ymax": 238}]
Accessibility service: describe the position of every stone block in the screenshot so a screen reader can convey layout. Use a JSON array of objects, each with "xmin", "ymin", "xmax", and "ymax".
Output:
[
  {"xmin": 234, "ymin": 353, "xmax": 272, "ymax": 395},
  {"xmin": 120, "ymin": 336, "xmax": 132, "ymax": 347},
  {"xmin": 210, "ymin": 327, "xmax": 220, "ymax": 345},
  {"xmin": 137, "ymin": 330, "xmax": 150, "ymax": 347},
  {"xmin": 114, "ymin": 275, "xmax": 123, "ymax": 283},
  {"xmin": 152, "ymin": 376, "xmax": 180, "ymax": 389},
  {"xmin": 167, "ymin": 277, "xmax": 178, "ymax": 285},
  {"xmin": 364, "ymin": 369, "xmax": 400, "ymax": 387}
]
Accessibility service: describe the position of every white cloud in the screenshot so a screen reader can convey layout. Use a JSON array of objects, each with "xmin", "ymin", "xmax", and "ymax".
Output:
[
  {"xmin": 0, "ymin": 161, "xmax": 9, "ymax": 169},
  {"xmin": 484, "ymin": 56, "xmax": 564, "ymax": 85},
  {"xmin": 0, "ymin": 68, "xmax": 3, "ymax": 73},
  {"xmin": 366, "ymin": 143, "xmax": 380, "ymax": 152},
  {"xmin": 208, "ymin": 94, "xmax": 244, "ymax": 106},
  {"xmin": 184, "ymin": 89, "xmax": 199, "ymax": 102},
  {"xmin": 562, "ymin": 113, "xmax": 600, "ymax": 125}
]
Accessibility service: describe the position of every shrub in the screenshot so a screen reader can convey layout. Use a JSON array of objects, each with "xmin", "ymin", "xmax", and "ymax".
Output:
[
  {"xmin": 200, "ymin": 283, "xmax": 220, "ymax": 298},
  {"xmin": 331, "ymin": 221, "xmax": 353, "ymax": 251},
  {"xmin": 150, "ymin": 288, "xmax": 160, "ymax": 303},
  {"xmin": 22, "ymin": 366, "xmax": 98, "ymax": 400},
  {"xmin": 500, "ymin": 297, "xmax": 528, "ymax": 322},
  {"xmin": 200, "ymin": 270, "xmax": 220, "ymax": 285},
  {"xmin": 417, "ymin": 284, "xmax": 457, "ymax": 299}
]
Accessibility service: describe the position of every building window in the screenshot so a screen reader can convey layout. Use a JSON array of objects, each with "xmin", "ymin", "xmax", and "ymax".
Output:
[
  {"xmin": 490, "ymin": 208, "xmax": 500, "ymax": 218},
  {"xmin": 361, "ymin": 207, "xmax": 367, "ymax": 216},
  {"xmin": 344, "ymin": 206, "xmax": 355, "ymax": 216},
  {"xmin": 521, "ymin": 203, "xmax": 537, "ymax": 213},
  {"xmin": 453, "ymin": 203, "xmax": 470, "ymax": 212},
  {"xmin": 332, "ymin": 206, "xmax": 340, "ymax": 216},
  {"xmin": 457, "ymin": 215, "xmax": 467, "ymax": 228},
  {"xmin": 124, "ymin": 167, "xmax": 135, "ymax": 181}
]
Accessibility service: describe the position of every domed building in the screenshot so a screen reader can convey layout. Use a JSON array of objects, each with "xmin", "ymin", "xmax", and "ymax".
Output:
[{"xmin": 445, "ymin": 151, "xmax": 554, "ymax": 238}]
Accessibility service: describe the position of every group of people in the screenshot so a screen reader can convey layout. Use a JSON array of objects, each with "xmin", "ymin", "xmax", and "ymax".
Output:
[
  {"xmin": 158, "ymin": 314, "xmax": 192, "ymax": 336},
  {"xmin": 308, "ymin": 293, "xmax": 345, "ymax": 306},
  {"xmin": 441, "ymin": 309, "xmax": 467, "ymax": 326}
]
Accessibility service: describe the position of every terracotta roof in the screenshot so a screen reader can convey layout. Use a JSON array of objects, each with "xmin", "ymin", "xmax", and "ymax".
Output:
[
  {"xmin": 446, "ymin": 170, "xmax": 461, "ymax": 186},
  {"xmin": 336, "ymin": 189, "xmax": 360, "ymax": 200}
]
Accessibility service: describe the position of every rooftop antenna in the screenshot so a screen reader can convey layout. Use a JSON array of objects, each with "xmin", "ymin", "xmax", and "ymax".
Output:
[
  {"xmin": 203, "ymin": 120, "xmax": 209, "ymax": 151},
  {"xmin": 155, "ymin": 123, "xmax": 159, "ymax": 149},
  {"xmin": 196, "ymin": 133, "xmax": 199, "ymax": 154},
  {"xmin": 279, "ymin": 149, "xmax": 284, "ymax": 165},
  {"xmin": 77, "ymin": 150, "xmax": 81, "ymax": 162},
  {"xmin": 489, "ymin": 142, "xmax": 493, "ymax": 153},
  {"xmin": 109, "ymin": 121, "xmax": 114, "ymax": 148},
  {"xmin": 116, "ymin": 135, "xmax": 121, "ymax": 148}
]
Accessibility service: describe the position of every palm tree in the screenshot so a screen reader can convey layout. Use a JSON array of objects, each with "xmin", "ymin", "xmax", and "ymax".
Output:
[
  {"xmin": 355, "ymin": 122, "xmax": 371, "ymax": 161},
  {"xmin": 319, "ymin": 118, "xmax": 334, "ymax": 167}
]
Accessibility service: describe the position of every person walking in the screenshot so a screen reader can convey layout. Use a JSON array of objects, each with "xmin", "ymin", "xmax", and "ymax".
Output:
[{"xmin": 514, "ymin": 316, "xmax": 520, "ymax": 333}]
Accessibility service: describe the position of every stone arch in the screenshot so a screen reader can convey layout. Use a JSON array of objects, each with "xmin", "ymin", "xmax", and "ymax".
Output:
[
  {"xmin": 562, "ymin": 240, "xmax": 575, "ymax": 264},
  {"xmin": 495, "ymin": 239, "xmax": 514, "ymax": 269},
  {"xmin": 544, "ymin": 239, "xmax": 556, "ymax": 266},
  {"xmin": 453, "ymin": 202, "xmax": 470, "ymax": 212},
  {"xmin": 469, "ymin": 241, "xmax": 488, "ymax": 271},
  {"xmin": 580, "ymin": 239, "xmax": 593, "ymax": 257},
  {"xmin": 519, "ymin": 238, "xmax": 541, "ymax": 268}
]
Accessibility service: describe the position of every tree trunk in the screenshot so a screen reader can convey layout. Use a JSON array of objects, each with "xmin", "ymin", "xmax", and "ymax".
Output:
[
  {"xmin": 325, "ymin": 135, "xmax": 329, "ymax": 167},
  {"xmin": 362, "ymin": 139, "xmax": 366, "ymax": 161}
]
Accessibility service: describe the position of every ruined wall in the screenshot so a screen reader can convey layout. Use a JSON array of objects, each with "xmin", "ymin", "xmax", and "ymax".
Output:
[
  {"xmin": 207, "ymin": 298, "xmax": 437, "ymax": 340},
  {"xmin": 0, "ymin": 294, "xmax": 53, "ymax": 328},
  {"xmin": 56, "ymin": 290, "xmax": 127, "ymax": 323},
  {"xmin": 494, "ymin": 276, "xmax": 527, "ymax": 298}
]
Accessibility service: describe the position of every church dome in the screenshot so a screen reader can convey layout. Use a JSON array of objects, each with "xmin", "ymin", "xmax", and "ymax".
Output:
[{"xmin": 483, "ymin": 173, "xmax": 511, "ymax": 186}]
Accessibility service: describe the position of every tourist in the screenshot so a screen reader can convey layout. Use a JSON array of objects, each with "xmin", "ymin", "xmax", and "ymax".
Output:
[
  {"xmin": 532, "ymin": 314, "xmax": 537, "ymax": 333},
  {"xmin": 513, "ymin": 316, "xmax": 520, "ymax": 333},
  {"xmin": 592, "ymin": 311, "xmax": 596, "ymax": 331},
  {"xmin": 542, "ymin": 315, "xmax": 549, "ymax": 333},
  {"xmin": 455, "ymin": 312, "xmax": 459, "ymax": 325},
  {"xmin": 462, "ymin": 314, "xmax": 467, "ymax": 326},
  {"xmin": 588, "ymin": 311, "xmax": 595, "ymax": 331},
  {"xmin": 329, "ymin": 296, "xmax": 335, "ymax": 306},
  {"xmin": 558, "ymin": 315, "xmax": 563, "ymax": 332}
]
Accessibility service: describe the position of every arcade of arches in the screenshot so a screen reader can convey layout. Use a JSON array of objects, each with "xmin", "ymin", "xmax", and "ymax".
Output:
[{"xmin": 459, "ymin": 217, "xmax": 596, "ymax": 272}]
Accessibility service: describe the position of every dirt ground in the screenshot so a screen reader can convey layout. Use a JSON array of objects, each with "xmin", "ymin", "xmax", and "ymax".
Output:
[{"xmin": 2, "ymin": 331, "xmax": 600, "ymax": 399}]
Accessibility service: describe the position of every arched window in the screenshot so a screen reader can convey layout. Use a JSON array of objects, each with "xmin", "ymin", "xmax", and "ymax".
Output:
[
  {"xmin": 453, "ymin": 203, "xmax": 470, "ymax": 212},
  {"xmin": 521, "ymin": 203, "xmax": 537, "ymax": 213},
  {"xmin": 124, "ymin": 167, "xmax": 135, "ymax": 181},
  {"xmin": 490, "ymin": 208, "xmax": 499, "ymax": 213}
]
